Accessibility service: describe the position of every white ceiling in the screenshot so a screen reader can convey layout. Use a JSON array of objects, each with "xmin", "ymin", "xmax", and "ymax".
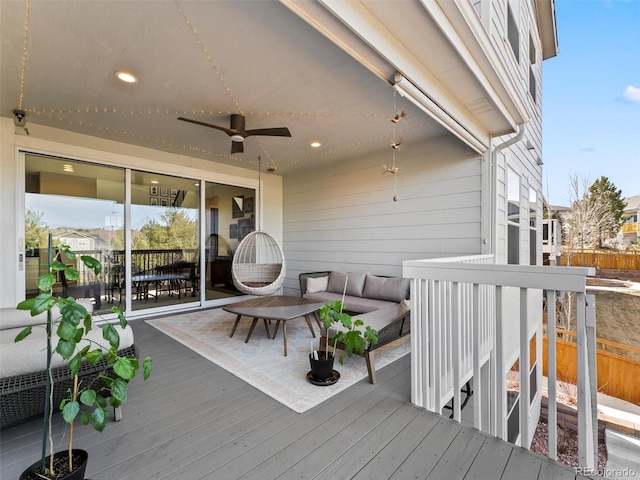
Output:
[{"xmin": 1, "ymin": 0, "xmax": 456, "ymax": 175}]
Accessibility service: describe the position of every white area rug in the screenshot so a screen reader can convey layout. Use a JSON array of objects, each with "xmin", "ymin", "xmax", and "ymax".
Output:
[{"xmin": 146, "ymin": 308, "xmax": 410, "ymax": 413}]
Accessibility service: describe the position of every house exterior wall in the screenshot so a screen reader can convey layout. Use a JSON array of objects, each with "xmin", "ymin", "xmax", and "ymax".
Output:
[
  {"xmin": 0, "ymin": 118, "xmax": 282, "ymax": 309},
  {"xmin": 479, "ymin": 0, "xmax": 547, "ymax": 447},
  {"xmin": 282, "ymin": 135, "xmax": 483, "ymax": 296}
]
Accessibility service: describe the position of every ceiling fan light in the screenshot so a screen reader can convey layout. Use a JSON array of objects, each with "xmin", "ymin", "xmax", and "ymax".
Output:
[
  {"xmin": 230, "ymin": 134, "xmax": 244, "ymax": 142},
  {"xmin": 115, "ymin": 71, "xmax": 138, "ymax": 84}
]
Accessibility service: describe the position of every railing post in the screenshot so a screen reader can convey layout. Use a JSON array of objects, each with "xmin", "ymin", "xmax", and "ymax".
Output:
[
  {"xmin": 586, "ymin": 293, "xmax": 598, "ymax": 469},
  {"xmin": 547, "ymin": 289, "xmax": 558, "ymax": 460},
  {"xmin": 472, "ymin": 283, "xmax": 482, "ymax": 431},
  {"xmin": 410, "ymin": 278, "xmax": 427, "ymax": 409},
  {"xmin": 577, "ymin": 292, "xmax": 595, "ymax": 470},
  {"xmin": 492, "ymin": 286, "xmax": 505, "ymax": 439},
  {"xmin": 433, "ymin": 281, "xmax": 443, "ymax": 414},
  {"xmin": 519, "ymin": 287, "xmax": 530, "ymax": 447},
  {"xmin": 452, "ymin": 281, "xmax": 462, "ymax": 421}
]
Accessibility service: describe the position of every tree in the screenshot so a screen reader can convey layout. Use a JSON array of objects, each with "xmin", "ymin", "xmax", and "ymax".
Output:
[
  {"xmin": 133, "ymin": 208, "xmax": 196, "ymax": 250},
  {"xmin": 588, "ymin": 176, "xmax": 627, "ymax": 248},
  {"xmin": 561, "ymin": 174, "xmax": 616, "ymax": 254},
  {"xmin": 25, "ymin": 208, "xmax": 49, "ymax": 253}
]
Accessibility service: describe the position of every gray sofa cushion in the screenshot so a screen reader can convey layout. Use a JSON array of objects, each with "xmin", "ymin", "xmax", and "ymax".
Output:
[
  {"xmin": 0, "ymin": 320, "xmax": 133, "ymax": 378},
  {"xmin": 303, "ymin": 291, "xmax": 398, "ymax": 314},
  {"xmin": 362, "ymin": 274, "xmax": 410, "ymax": 303},
  {"xmin": 327, "ymin": 272, "xmax": 366, "ymax": 297},
  {"xmin": 0, "ymin": 298, "xmax": 94, "ymax": 331}
]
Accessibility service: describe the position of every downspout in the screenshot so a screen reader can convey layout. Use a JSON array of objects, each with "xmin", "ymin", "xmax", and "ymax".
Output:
[{"xmin": 489, "ymin": 123, "xmax": 525, "ymax": 260}]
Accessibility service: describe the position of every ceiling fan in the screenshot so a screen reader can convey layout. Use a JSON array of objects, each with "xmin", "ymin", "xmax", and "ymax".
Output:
[{"xmin": 178, "ymin": 114, "xmax": 291, "ymax": 154}]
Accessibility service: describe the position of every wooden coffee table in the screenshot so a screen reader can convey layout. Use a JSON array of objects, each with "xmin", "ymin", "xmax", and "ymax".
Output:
[{"xmin": 223, "ymin": 296, "xmax": 325, "ymax": 356}]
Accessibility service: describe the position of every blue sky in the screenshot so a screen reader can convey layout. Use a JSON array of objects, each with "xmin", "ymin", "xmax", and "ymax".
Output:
[{"xmin": 542, "ymin": 0, "xmax": 640, "ymax": 206}]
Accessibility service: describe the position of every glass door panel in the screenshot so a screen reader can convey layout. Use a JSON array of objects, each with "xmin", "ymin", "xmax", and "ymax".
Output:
[
  {"xmin": 130, "ymin": 171, "xmax": 199, "ymax": 311},
  {"xmin": 24, "ymin": 154, "xmax": 124, "ymax": 315},
  {"xmin": 204, "ymin": 181, "xmax": 255, "ymax": 301}
]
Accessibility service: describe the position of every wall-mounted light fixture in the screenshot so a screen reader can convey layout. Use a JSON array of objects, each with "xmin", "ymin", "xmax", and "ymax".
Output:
[
  {"xmin": 13, "ymin": 109, "xmax": 26, "ymax": 127},
  {"xmin": 536, "ymin": 156, "xmax": 543, "ymax": 166},
  {"xmin": 526, "ymin": 139, "xmax": 535, "ymax": 150}
]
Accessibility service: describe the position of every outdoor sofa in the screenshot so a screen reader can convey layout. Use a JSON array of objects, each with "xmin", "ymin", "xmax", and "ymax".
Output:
[
  {"xmin": 299, "ymin": 271, "xmax": 411, "ymax": 383},
  {"xmin": 0, "ymin": 299, "xmax": 135, "ymax": 428}
]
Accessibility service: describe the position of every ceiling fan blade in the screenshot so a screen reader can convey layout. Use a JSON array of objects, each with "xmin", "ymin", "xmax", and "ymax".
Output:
[
  {"xmin": 177, "ymin": 117, "xmax": 234, "ymax": 136},
  {"xmin": 244, "ymin": 127, "xmax": 291, "ymax": 138},
  {"xmin": 231, "ymin": 141, "xmax": 244, "ymax": 154}
]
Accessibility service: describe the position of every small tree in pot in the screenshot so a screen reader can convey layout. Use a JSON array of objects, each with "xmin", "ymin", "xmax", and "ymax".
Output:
[
  {"xmin": 14, "ymin": 240, "xmax": 151, "ymax": 480},
  {"xmin": 311, "ymin": 300, "xmax": 378, "ymax": 382}
]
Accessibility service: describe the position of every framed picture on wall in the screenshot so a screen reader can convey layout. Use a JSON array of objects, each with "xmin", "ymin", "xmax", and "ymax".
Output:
[
  {"xmin": 232, "ymin": 195, "xmax": 244, "ymax": 218},
  {"xmin": 238, "ymin": 218, "xmax": 251, "ymax": 242},
  {"xmin": 150, "ymin": 186, "xmax": 158, "ymax": 196},
  {"xmin": 229, "ymin": 224, "xmax": 238, "ymax": 239},
  {"xmin": 170, "ymin": 188, "xmax": 178, "ymax": 197},
  {"xmin": 245, "ymin": 197, "xmax": 254, "ymax": 214},
  {"xmin": 150, "ymin": 197, "xmax": 158, "ymax": 206},
  {"xmin": 160, "ymin": 198, "xmax": 169, "ymax": 207},
  {"xmin": 160, "ymin": 187, "xmax": 169, "ymax": 197}
]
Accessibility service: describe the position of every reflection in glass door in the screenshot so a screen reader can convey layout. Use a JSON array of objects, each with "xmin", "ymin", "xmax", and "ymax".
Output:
[
  {"xmin": 130, "ymin": 171, "xmax": 199, "ymax": 311},
  {"xmin": 24, "ymin": 154, "xmax": 124, "ymax": 315},
  {"xmin": 204, "ymin": 181, "xmax": 255, "ymax": 301},
  {"xmin": 24, "ymin": 153, "xmax": 254, "ymax": 314}
]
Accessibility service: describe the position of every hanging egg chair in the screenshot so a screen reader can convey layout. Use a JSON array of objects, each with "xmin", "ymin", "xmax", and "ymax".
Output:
[
  {"xmin": 231, "ymin": 157, "xmax": 286, "ymax": 296},
  {"xmin": 232, "ymin": 230, "xmax": 286, "ymax": 295}
]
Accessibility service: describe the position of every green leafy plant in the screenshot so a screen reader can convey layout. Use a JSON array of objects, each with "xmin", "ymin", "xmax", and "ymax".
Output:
[
  {"xmin": 15, "ymin": 241, "xmax": 151, "ymax": 479},
  {"xmin": 318, "ymin": 300, "xmax": 378, "ymax": 364}
]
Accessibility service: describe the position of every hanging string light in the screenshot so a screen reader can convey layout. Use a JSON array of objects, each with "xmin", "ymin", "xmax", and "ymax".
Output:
[{"xmin": 384, "ymin": 89, "xmax": 406, "ymax": 201}]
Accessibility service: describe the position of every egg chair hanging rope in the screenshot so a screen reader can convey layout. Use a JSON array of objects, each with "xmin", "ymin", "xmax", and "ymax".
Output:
[{"xmin": 231, "ymin": 157, "xmax": 286, "ymax": 295}]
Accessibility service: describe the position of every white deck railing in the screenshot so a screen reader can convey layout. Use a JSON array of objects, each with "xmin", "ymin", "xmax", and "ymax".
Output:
[{"xmin": 403, "ymin": 255, "xmax": 599, "ymax": 470}]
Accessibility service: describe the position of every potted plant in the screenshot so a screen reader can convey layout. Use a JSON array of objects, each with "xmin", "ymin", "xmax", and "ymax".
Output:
[
  {"xmin": 14, "ymin": 239, "xmax": 151, "ymax": 480},
  {"xmin": 309, "ymin": 300, "xmax": 378, "ymax": 384}
]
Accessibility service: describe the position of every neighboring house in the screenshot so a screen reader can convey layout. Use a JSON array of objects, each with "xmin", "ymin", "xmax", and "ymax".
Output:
[
  {"xmin": 2, "ymin": 0, "xmax": 598, "ymax": 467},
  {"xmin": 542, "ymin": 202, "xmax": 569, "ymax": 264},
  {"xmin": 621, "ymin": 195, "xmax": 640, "ymax": 248},
  {"xmin": 55, "ymin": 230, "xmax": 97, "ymax": 252}
]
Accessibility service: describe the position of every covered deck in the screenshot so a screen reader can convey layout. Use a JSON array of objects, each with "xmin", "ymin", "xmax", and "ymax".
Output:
[{"xmin": 1, "ymin": 320, "xmax": 591, "ymax": 480}]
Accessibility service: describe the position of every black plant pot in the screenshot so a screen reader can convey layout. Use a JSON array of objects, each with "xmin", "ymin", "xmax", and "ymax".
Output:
[
  {"xmin": 19, "ymin": 449, "xmax": 88, "ymax": 480},
  {"xmin": 309, "ymin": 351, "xmax": 335, "ymax": 381}
]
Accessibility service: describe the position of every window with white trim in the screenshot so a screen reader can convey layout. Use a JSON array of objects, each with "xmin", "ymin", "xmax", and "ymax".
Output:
[
  {"xmin": 507, "ymin": 168, "xmax": 520, "ymax": 265},
  {"xmin": 529, "ymin": 187, "xmax": 537, "ymax": 265},
  {"xmin": 507, "ymin": 2, "xmax": 520, "ymax": 61},
  {"xmin": 529, "ymin": 34, "xmax": 537, "ymax": 102}
]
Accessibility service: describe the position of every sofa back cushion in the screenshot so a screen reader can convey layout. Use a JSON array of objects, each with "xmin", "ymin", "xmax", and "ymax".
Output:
[
  {"xmin": 0, "ymin": 298, "xmax": 94, "ymax": 331},
  {"xmin": 305, "ymin": 275, "xmax": 329, "ymax": 293},
  {"xmin": 327, "ymin": 271, "xmax": 366, "ymax": 298},
  {"xmin": 362, "ymin": 274, "xmax": 410, "ymax": 303}
]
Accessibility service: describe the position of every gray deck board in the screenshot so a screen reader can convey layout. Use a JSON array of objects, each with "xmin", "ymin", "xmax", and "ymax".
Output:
[
  {"xmin": 350, "ymin": 410, "xmax": 441, "ymax": 480},
  {"xmin": 0, "ymin": 317, "xmax": 588, "ymax": 480},
  {"xmin": 426, "ymin": 427, "xmax": 487, "ymax": 480},
  {"xmin": 464, "ymin": 435, "xmax": 513, "ymax": 480}
]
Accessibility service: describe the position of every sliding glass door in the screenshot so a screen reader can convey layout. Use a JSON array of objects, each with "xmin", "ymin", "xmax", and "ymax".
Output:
[
  {"xmin": 24, "ymin": 154, "xmax": 124, "ymax": 315},
  {"xmin": 24, "ymin": 153, "xmax": 256, "ymax": 315},
  {"xmin": 129, "ymin": 170, "xmax": 200, "ymax": 311},
  {"xmin": 203, "ymin": 181, "xmax": 255, "ymax": 301}
]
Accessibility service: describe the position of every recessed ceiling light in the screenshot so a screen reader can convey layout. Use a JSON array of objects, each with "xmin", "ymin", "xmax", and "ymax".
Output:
[
  {"xmin": 150, "ymin": 180, "xmax": 159, "ymax": 184},
  {"xmin": 310, "ymin": 142, "xmax": 321, "ymax": 148},
  {"xmin": 63, "ymin": 164, "xmax": 74, "ymax": 172},
  {"xmin": 115, "ymin": 71, "xmax": 138, "ymax": 84}
]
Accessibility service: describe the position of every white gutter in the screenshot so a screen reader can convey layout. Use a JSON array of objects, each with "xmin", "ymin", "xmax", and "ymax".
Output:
[
  {"xmin": 394, "ymin": 73, "xmax": 489, "ymax": 154},
  {"xmin": 490, "ymin": 124, "xmax": 525, "ymax": 257}
]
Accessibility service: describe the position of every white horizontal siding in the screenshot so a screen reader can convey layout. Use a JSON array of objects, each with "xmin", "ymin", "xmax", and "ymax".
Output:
[{"xmin": 282, "ymin": 136, "xmax": 483, "ymax": 295}]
